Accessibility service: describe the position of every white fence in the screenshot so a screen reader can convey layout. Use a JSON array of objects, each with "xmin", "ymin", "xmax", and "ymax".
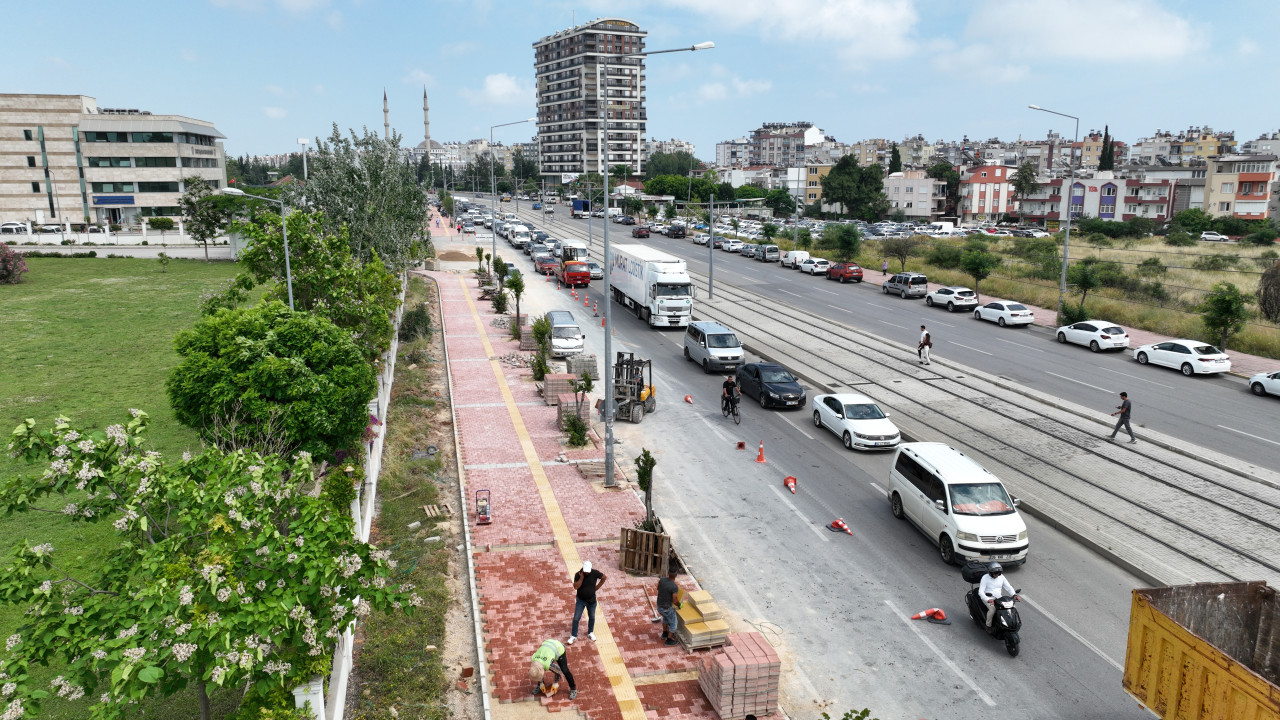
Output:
[{"xmin": 292, "ymin": 274, "xmax": 408, "ymax": 720}]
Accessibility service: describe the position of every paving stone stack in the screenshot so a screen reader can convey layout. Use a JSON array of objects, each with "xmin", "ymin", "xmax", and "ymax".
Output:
[
  {"xmin": 556, "ymin": 393, "xmax": 591, "ymax": 429},
  {"xmin": 566, "ymin": 353, "xmax": 599, "ymax": 380},
  {"xmin": 542, "ymin": 373, "xmax": 575, "ymax": 405},
  {"xmin": 676, "ymin": 589, "xmax": 729, "ymax": 650},
  {"xmin": 697, "ymin": 632, "xmax": 781, "ymax": 720}
]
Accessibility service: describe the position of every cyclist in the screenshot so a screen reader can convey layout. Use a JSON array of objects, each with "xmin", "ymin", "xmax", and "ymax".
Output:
[{"xmin": 721, "ymin": 375, "xmax": 740, "ymax": 415}]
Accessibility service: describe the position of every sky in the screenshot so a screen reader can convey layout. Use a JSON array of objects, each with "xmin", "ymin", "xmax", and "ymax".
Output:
[{"xmin": 6, "ymin": 0, "xmax": 1278, "ymax": 161}]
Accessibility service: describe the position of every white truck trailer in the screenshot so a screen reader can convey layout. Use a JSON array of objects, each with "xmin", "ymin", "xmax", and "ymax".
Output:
[{"xmin": 608, "ymin": 244, "xmax": 694, "ymax": 327}]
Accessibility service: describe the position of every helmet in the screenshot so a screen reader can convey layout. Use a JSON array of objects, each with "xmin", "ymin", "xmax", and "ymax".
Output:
[{"xmin": 987, "ymin": 562, "xmax": 1003, "ymax": 575}]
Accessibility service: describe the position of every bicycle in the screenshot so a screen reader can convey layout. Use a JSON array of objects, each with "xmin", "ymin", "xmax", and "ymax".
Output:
[{"xmin": 722, "ymin": 393, "xmax": 741, "ymax": 424}]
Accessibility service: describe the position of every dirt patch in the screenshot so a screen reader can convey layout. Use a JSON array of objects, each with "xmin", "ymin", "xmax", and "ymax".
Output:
[{"xmin": 438, "ymin": 250, "xmax": 478, "ymax": 262}]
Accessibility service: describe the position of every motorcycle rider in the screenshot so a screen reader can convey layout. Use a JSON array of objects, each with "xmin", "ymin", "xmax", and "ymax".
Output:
[
  {"xmin": 722, "ymin": 374, "xmax": 740, "ymax": 414},
  {"xmin": 979, "ymin": 562, "xmax": 1016, "ymax": 631}
]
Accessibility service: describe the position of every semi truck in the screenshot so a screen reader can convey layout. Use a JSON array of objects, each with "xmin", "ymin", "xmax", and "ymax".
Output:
[
  {"xmin": 608, "ymin": 244, "xmax": 694, "ymax": 327},
  {"xmin": 1123, "ymin": 581, "xmax": 1280, "ymax": 719},
  {"xmin": 572, "ymin": 199, "xmax": 589, "ymax": 219}
]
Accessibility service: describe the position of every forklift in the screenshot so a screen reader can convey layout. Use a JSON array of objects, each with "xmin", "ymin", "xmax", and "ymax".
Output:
[{"xmin": 613, "ymin": 352, "xmax": 656, "ymax": 423}]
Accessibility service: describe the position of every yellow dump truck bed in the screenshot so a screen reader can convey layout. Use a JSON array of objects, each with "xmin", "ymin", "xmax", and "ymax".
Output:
[{"xmin": 1124, "ymin": 581, "xmax": 1280, "ymax": 720}]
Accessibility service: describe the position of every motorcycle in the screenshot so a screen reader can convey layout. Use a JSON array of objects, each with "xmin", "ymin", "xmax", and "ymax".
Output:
[{"xmin": 961, "ymin": 560, "xmax": 1023, "ymax": 657}]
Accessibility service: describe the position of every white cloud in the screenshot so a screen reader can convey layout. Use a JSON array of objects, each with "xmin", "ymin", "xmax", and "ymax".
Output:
[
  {"xmin": 440, "ymin": 41, "xmax": 478, "ymax": 57},
  {"xmin": 967, "ymin": 0, "xmax": 1199, "ymax": 61},
  {"xmin": 325, "ymin": 9, "xmax": 342, "ymax": 29},
  {"xmin": 263, "ymin": 106, "xmax": 288, "ymax": 119},
  {"xmin": 180, "ymin": 49, "xmax": 199, "ymax": 62},
  {"xmin": 698, "ymin": 83, "xmax": 729, "ymax": 102},
  {"xmin": 696, "ymin": 70, "xmax": 771, "ymax": 103},
  {"xmin": 312, "ymin": 83, "xmax": 326, "ymax": 95},
  {"xmin": 277, "ymin": 0, "xmax": 327, "ymax": 12},
  {"xmin": 460, "ymin": 73, "xmax": 532, "ymax": 105},
  {"xmin": 653, "ymin": 0, "xmax": 918, "ymax": 61},
  {"xmin": 264, "ymin": 84, "xmax": 285, "ymax": 96},
  {"xmin": 1238, "ymin": 39, "xmax": 1259, "ymax": 57},
  {"xmin": 732, "ymin": 78, "xmax": 772, "ymax": 97},
  {"xmin": 46, "ymin": 56, "xmax": 70, "ymax": 69},
  {"xmin": 931, "ymin": 42, "xmax": 1029, "ymax": 84},
  {"xmin": 403, "ymin": 68, "xmax": 437, "ymax": 87}
]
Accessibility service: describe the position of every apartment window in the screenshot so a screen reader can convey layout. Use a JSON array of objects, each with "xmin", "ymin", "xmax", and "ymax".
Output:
[
  {"xmin": 906, "ymin": 202, "xmax": 913, "ymax": 208},
  {"xmin": 1126, "ymin": 204, "xmax": 1139, "ymax": 213},
  {"xmin": 905, "ymin": 186, "xmax": 913, "ymax": 193},
  {"xmin": 31, "ymin": 182, "xmax": 40, "ymax": 192},
  {"xmin": 1218, "ymin": 202, "xmax": 1232, "ymax": 212},
  {"xmin": 980, "ymin": 171, "xmax": 988, "ymax": 177},
  {"xmin": 995, "ymin": 168, "xmax": 1003, "ymax": 177},
  {"xmin": 134, "ymin": 157, "xmax": 178, "ymax": 168},
  {"xmin": 130, "ymin": 131, "xmax": 174, "ymax": 143},
  {"xmin": 26, "ymin": 156, "xmax": 36, "ymax": 167},
  {"xmin": 137, "ymin": 181, "xmax": 180, "ymax": 192},
  {"xmin": 92, "ymin": 182, "xmax": 135, "ymax": 193},
  {"xmin": 83, "ymin": 131, "xmax": 132, "ymax": 143},
  {"xmin": 1069, "ymin": 203, "xmax": 1083, "ymax": 214},
  {"xmin": 893, "ymin": 186, "xmax": 899, "ymax": 193},
  {"xmin": 1102, "ymin": 185, "xmax": 1117, "ymax": 196},
  {"xmin": 24, "ymin": 130, "xmax": 33, "ymax": 141},
  {"xmin": 808, "ymin": 167, "xmax": 818, "ymax": 175},
  {"xmin": 1240, "ymin": 182, "xmax": 1252, "ymax": 194},
  {"xmin": 88, "ymin": 157, "xmax": 132, "ymax": 167},
  {"xmin": 1127, "ymin": 187, "xmax": 1140, "ymax": 196},
  {"xmin": 138, "ymin": 206, "xmax": 183, "ymax": 217},
  {"xmin": 1221, "ymin": 182, "xmax": 1235, "ymax": 194}
]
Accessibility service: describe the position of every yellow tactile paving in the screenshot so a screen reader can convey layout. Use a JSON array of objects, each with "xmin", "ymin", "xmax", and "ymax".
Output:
[{"xmin": 459, "ymin": 278, "xmax": 646, "ymax": 720}]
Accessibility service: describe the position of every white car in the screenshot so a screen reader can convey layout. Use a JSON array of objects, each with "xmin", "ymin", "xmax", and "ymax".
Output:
[
  {"xmin": 692, "ymin": 233, "xmax": 711, "ymax": 245},
  {"xmin": 650, "ymin": 223, "xmax": 667, "ymax": 235},
  {"xmin": 974, "ymin": 301, "xmax": 1034, "ymax": 327},
  {"xmin": 1055, "ymin": 320, "xmax": 1129, "ymax": 352},
  {"xmin": 721, "ymin": 239, "xmax": 743, "ymax": 252},
  {"xmin": 1134, "ymin": 340, "xmax": 1231, "ymax": 376},
  {"xmin": 1249, "ymin": 370, "xmax": 1280, "ymax": 397},
  {"xmin": 811, "ymin": 393, "xmax": 901, "ymax": 450},
  {"xmin": 925, "ymin": 286, "xmax": 979, "ymax": 312},
  {"xmin": 1200, "ymin": 231, "xmax": 1229, "ymax": 242},
  {"xmin": 798, "ymin": 258, "xmax": 830, "ymax": 275}
]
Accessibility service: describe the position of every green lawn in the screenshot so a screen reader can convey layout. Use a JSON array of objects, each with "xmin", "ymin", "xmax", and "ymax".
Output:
[{"xmin": 0, "ymin": 257, "xmax": 240, "ymax": 718}]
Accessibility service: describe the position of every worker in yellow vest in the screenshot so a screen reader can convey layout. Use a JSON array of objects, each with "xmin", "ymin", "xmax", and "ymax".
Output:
[{"xmin": 529, "ymin": 638, "xmax": 577, "ymax": 700}]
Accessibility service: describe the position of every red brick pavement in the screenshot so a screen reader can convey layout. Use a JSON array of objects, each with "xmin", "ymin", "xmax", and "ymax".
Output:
[{"xmin": 426, "ymin": 270, "xmax": 776, "ymax": 720}]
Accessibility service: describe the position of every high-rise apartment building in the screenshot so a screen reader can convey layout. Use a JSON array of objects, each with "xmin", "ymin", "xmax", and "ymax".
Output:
[
  {"xmin": 1, "ymin": 93, "xmax": 226, "ymax": 226},
  {"xmin": 533, "ymin": 18, "xmax": 647, "ymax": 182}
]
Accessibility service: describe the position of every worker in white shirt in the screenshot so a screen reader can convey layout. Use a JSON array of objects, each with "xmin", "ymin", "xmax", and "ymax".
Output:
[
  {"xmin": 918, "ymin": 325, "xmax": 932, "ymax": 365},
  {"xmin": 979, "ymin": 562, "xmax": 1016, "ymax": 630}
]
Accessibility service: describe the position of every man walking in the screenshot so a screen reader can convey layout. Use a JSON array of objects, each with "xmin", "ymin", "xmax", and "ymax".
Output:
[
  {"xmin": 569, "ymin": 561, "xmax": 606, "ymax": 644},
  {"xmin": 918, "ymin": 325, "xmax": 932, "ymax": 365},
  {"xmin": 656, "ymin": 568, "xmax": 681, "ymax": 646},
  {"xmin": 1108, "ymin": 391, "xmax": 1136, "ymax": 443},
  {"xmin": 881, "ymin": 259, "xmax": 889, "ymax": 276},
  {"xmin": 529, "ymin": 638, "xmax": 577, "ymax": 700}
]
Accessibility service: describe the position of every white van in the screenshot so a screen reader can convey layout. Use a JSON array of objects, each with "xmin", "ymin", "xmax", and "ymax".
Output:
[
  {"xmin": 683, "ymin": 321, "xmax": 744, "ymax": 374},
  {"xmin": 512, "ymin": 225, "xmax": 531, "ymax": 248},
  {"xmin": 887, "ymin": 442, "xmax": 1028, "ymax": 566},
  {"xmin": 546, "ymin": 310, "xmax": 584, "ymax": 357},
  {"xmin": 781, "ymin": 250, "xmax": 810, "ymax": 269}
]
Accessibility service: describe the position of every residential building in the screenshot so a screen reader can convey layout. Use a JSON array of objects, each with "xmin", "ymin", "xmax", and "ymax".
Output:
[
  {"xmin": 1136, "ymin": 165, "xmax": 1206, "ymax": 214},
  {"xmin": 1017, "ymin": 175, "xmax": 1175, "ymax": 229},
  {"xmin": 848, "ymin": 138, "xmax": 889, "ymax": 167},
  {"xmin": 0, "ymin": 93, "xmax": 226, "ymax": 227},
  {"xmin": 1203, "ymin": 153, "xmax": 1278, "ymax": 219},
  {"xmin": 801, "ymin": 163, "xmax": 832, "ymax": 207},
  {"xmin": 533, "ymin": 18, "xmax": 647, "ymax": 182},
  {"xmin": 803, "ymin": 138, "xmax": 850, "ymax": 165},
  {"xmin": 715, "ymin": 137, "xmax": 751, "ymax": 167},
  {"xmin": 645, "ymin": 137, "xmax": 695, "ymax": 157},
  {"xmin": 749, "ymin": 122, "xmax": 825, "ymax": 167},
  {"xmin": 898, "ymin": 135, "xmax": 934, "ymax": 169},
  {"xmin": 958, "ymin": 165, "xmax": 1014, "ymax": 224},
  {"xmin": 1242, "ymin": 131, "xmax": 1280, "ymax": 156},
  {"xmin": 883, "ymin": 170, "xmax": 944, "ymax": 220}
]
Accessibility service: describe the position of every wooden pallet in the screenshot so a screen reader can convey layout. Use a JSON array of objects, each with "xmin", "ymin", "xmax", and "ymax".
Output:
[
  {"xmin": 619, "ymin": 528, "xmax": 670, "ymax": 576},
  {"xmin": 422, "ymin": 503, "xmax": 452, "ymax": 519}
]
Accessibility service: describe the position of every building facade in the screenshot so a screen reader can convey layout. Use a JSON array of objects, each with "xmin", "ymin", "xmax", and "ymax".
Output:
[
  {"xmin": 802, "ymin": 163, "xmax": 833, "ymax": 207},
  {"xmin": 958, "ymin": 165, "xmax": 1015, "ymax": 224},
  {"xmin": 749, "ymin": 122, "xmax": 824, "ymax": 167},
  {"xmin": 715, "ymin": 137, "xmax": 750, "ymax": 167},
  {"xmin": 883, "ymin": 171, "xmax": 944, "ymax": 220},
  {"xmin": 1, "ymin": 93, "xmax": 226, "ymax": 227},
  {"xmin": 533, "ymin": 18, "xmax": 647, "ymax": 182},
  {"xmin": 645, "ymin": 137, "xmax": 694, "ymax": 157},
  {"xmin": 1203, "ymin": 154, "xmax": 1278, "ymax": 219},
  {"xmin": 1017, "ymin": 174, "xmax": 1175, "ymax": 228}
]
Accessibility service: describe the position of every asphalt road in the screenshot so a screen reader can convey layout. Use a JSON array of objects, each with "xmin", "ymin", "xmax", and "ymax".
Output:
[
  {"xmin": 487, "ymin": 234, "xmax": 1152, "ymax": 719},
  {"xmin": 518, "ymin": 209, "xmax": 1280, "ymax": 472}
]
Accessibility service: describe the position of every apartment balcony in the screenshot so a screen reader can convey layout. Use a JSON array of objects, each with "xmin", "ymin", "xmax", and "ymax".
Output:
[{"xmin": 1124, "ymin": 196, "xmax": 1168, "ymax": 204}]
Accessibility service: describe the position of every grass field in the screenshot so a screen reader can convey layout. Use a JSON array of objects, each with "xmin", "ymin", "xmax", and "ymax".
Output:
[{"xmin": 0, "ymin": 256, "xmax": 241, "ymax": 718}]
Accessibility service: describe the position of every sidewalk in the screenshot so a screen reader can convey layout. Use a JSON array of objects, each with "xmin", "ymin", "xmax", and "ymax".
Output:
[{"xmin": 429, "ymin": 267, "xmax": 765, "ymax": 720}]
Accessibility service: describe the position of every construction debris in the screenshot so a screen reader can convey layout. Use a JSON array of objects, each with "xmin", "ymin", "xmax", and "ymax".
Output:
[
  {"xmin": 497, "ymin": 352, "xmax": 533, "ymax": 368},
  {"xmin": 490, "ymin": 316, "xmax": 511, "ymax": 329}
]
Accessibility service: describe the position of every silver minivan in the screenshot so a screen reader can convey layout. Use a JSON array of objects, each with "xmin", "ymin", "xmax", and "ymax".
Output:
[
  {"xmin": 757, "ymin": 245, "xmax": 779, "ymax": 262},
  {"xmin": 887, "ymin": 442, "xmax": 1028, "ymax": 566},
  {"xmin": 683, "ymin": 321, "xmax": 744, "ymax": 374},
  {"xmin": 546, "ymin": 310, "xmax": 584, "ymax": 357},
  {"xmin": 884, "ymin": 271, "xmax": 928, "ymax": 298}
]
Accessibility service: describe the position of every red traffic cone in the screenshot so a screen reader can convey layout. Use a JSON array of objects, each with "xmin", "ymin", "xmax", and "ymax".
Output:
[
  {"xmin": 929, "ymin": 608, "xmax": 947, "ymax": 621},
  {"xmin": 910, "ymin": 608, "xmax": 931, "ymax": 620},
  {"xmin": 828, "ymin": 518, "xmax": 852, "ymax": 535},
  {"xmin": 684, "ymin": 395, "xmax": 692, "ymax": 404},
  {"xmin": 600, "ymin": 316, "xmax": 606, "ymax": 328},
  {"xmin": 783, "ymin": 476, "xmax": 796, "ymax": 494},
  {"xmin": 583, "ymin": 295, "xmax": 590, "ymax": 307},
  {"xmin": 755, "ymin": 441, "xmax": 766, "ymax": 463},
  {"xmin": 545, "ymin": 272, "xmax": 550, "ymax": 282}
]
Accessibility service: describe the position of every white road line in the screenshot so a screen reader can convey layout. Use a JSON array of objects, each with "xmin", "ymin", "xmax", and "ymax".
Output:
[
  {"xmin": 996, "ymin": 338, "xmax": 1044, "ymax": 353},
  {"xmin": 1018, "ymin": 594, "xmax": 1123, "ymax": 672},
  {"xmin": 814, "ymin": 288, "xmax": 839, "ymax": 295},
  {"xmin": 927, "ymin": 319, "xmax": 956, "ymax": 328},
  {"xmin": 950, "ymin": 342, "xmax": 993, "ymax": 356},
  {"xmin": 865, "ymin": 302, "xmax": 893, "ymax": 311},
  {"xmin": 878, "ymin": 320, "xmax": 907, "ymax": 329},
  {"xmin": 698, "ymin": 416, "xmax": 732, "ymax": 444},
  {"xmin": 782, "ymin": 415, "xmax": 816, "ymax": 441},
  {"xmin": 1218, "ymin": 425, "xmax": 1280, "ymax": 447},
  {"xmin": 1044, "ymin": 371, "xmax": 1114, "ymax": 394},
  {"xmin": 827, "ymin": 304, "xmax": 850, "ymax": 312},
  {"xmin": 883, "ymin": 599, "xmax": 997, "ymax": 706},
  {"xmin": 768, "ymin": 485, "xmax": 830, "ymax": 543},
  {"xmin": 778, "ymin": 289, "xmax": 803, "ymax": 297},
  {"xmin": 869, "ymin": 482, "xmax": 887, "ymax": 496},
  {"xmin": 1099, "ymin": 367, "xmax": 1173, "ymax": 388}
]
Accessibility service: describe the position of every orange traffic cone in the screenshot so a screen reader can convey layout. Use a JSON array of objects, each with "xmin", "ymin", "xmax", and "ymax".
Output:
[
  {"xmin": 545, "ymin": 272, "xmax": 550, "ymax": 282},
  {"xmin": 911, "ymin": 607, "xmax": 942, "ymax": 620},
  {"xmin": 684, "ymin": 395, "xmax": 692, "ymax": 404},
  {"xmin": 583, "ymin": 295, "xmax": 590, "ymax": 307},
  {"xmin": 930, "ymin": 608, "xmax": 948, "ymax": 621},
  {"xmin": 829, "ymin": 518, "xmax": 852, "ymax": 535},
  {"xmin": 783, "ymin": 476, "xmax": 796, "ymax": 494},
  {"xmin": 755, "ymin": 441, "xmax": 766, "ymax": 463},
  {"xmin": 600, "ymin": 316, "xmax": 606, "ymax": 327}
]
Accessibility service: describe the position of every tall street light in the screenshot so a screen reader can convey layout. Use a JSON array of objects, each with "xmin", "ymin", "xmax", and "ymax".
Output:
[
  {"xmin": 297, "ymin": 138, "xmax": 309, "ymax": 181},
  {"xmin": 490, "ymin": 118, "xmax": 536, "ymax": 263},
  {"xmin": 600, "ymin": 40, "xmax": 714, "ymax": 487},
  {"xmin": 220, "ymin": 187, "xmax": 294, "ymax": 310},
  {"xmin": 1028, "ymin": 104, "xmax": 1079, "ymax": 322}
]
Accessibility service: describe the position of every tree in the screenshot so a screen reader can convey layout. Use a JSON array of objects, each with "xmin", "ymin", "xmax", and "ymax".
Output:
[
  {"xmin": 887, "ymin": 144, "xmax": 902, "ymax": 174},
  {"xmin": 820, "ymin": 156, "xmax": 889, "ymax": 221},
  {"xmin": 763, "ymin": 188, "xmax": 797, "ymax": 215},
  {"xmin": 762, "ymin": 223, "xmax": 779, "ymax": 243},
  {"xmin": 879, "ymin": 235, "xmax": 927, "ymax": 271},
  {"xmin": 180, "ymin": 177, "xmax": 229, "ymax": 262},
  {"xmin": 819, "ymin": 224, "xmax": 862, "ymax": 262},
  {"xmin": 167, "ymin": 301, "xmax": 377, "ymax": 456},
  {"xmin": 643, "ymin": 151, "xmax": 700, "ymax": 180},
  {"xmin": 610, "ymin": 163, "xmax": 631, "ymax": 185},
  {"xmin": 1009, "ymin": 162, "xmax": 1040, "ymax": 220},
  {"xmin": 286, "ymin": 124, "xmax": 429, "ymax": 271},
  {"xmin": 734, "ymin": 184, "xmax": 764, "ymax": 201},
  {"xmin": 959, "ymin": 245, "xmax": 1002, "ymax": 302},
  {"xmin": 1245, "ymin": 226, "xmax": 1279, "ymax": 247},
  {"xmin": 794, "ymin": 227, "xmax": 813, "ymax": 251},
  {"xmin": 1171, "ymin": 208, "xmax": 1214, "ymax": 235},
  {"xmin": 715, "ymin": 182, "xmax": 735, "ymax": 202},
  {"xmin": 493, "ymin": 254, "xmax": 509, "ymax": 286},
  {"xmin": 623, "ymin": 196, "xmax": 644, "ymax": 217},
  {"xmin": 1098, "ymin": 126, "xmax": 1115, "ymax": 171},
  {"xmin": 147, "ymin": 216, "xmax": 175, "ymax": 241},
  {"xmin": 475, "ymin": 246, "xmax": 485, "ymax": 271},
  {"xmin": 1198, "ymin": 282, "xmax": 1251, "ymax": 349},
  {"xmin": 512, "ymin": 149, "xmax": 539, "ymax": 180},
  {"xmin": 634, "ymin": 448, "xmax": 657, "ymax": 527},
  {"xmin": 1067, "ymin": 261, "xmax": 1103, "ymax": 310},
  {"xmin": 1258, "ymin": 260, "xmax": 1280, "ymax": 323},
  {"xmin": 730, "ymin": 218, "xmax": 741, "ymax": 236},
  {"xmin": 2, "ymin": 412, "xmax": 418, "ymax": 720},
  {"xmin": 506, "ymin": 272, "xmax": 526, "ymax": 332}
]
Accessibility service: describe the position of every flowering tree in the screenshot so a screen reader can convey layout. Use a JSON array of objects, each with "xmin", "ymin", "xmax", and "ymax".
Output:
[
  {"xmin": 0, "ymin": 412, "xmax": 420, "ymax": 720},
  {"xmin": 0, "ymin": 244, "xmax": 28, "ymax": 284}
]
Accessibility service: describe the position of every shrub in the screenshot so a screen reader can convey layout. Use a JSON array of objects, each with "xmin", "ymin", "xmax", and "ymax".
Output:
[
  {"xmin": 1255, "ymin": 249, "xmax": 1279, "ymax": 270},
  {"xmin": 1137, "ymin": 257, "xmax": 1167, "ymax": 277},
  {"xmin": 530, "ymin": 350, "xmax": 549, "ymax": 381},
  {"xmin": 0, "ymin": 243, "xmax": 29, "ymax": 284},
  {"xmin": 1192, "ymin": 254, "xmax": 1238, "ymax": 272},
  {"xmin": 141, "ymin": 239, "xmax": 149, "ymax": 245},
  {"xmin": 1085, "ymin": 233, "xmax": 1112, "ymax": 247},
  {"xmin": 1059, "ymin": 303, "xmax": 1090, "ymax": 324},
  {"xmin": 491, "ymin": 289, "xmax": 509, "ymax": 314},
  {"xmin": 927, "ymin": 243, "xmax": 963, "ymax": 269},
  {"xmin": 166, "ymin": 300, "xmax": 377, "ymax": 457},
  {"xmin": 398, "ymin": 302, "xmax": 432, "ymax": 342},
  {"xmin": 157, "ymin": 251, "xmax": 171, "ymax": 273},
  {"xmin": 564, "ymin": 414, "xmax": 589, "ymax": 447},
  {"xmin": 1164, "ymin": 231, "xmax": 1196, "ymax": 247},
  {"xmin": 1141, "ymin": 281, "xmax": 1169, "ymax": 303},
  {"xmin": 1245, "ymin": 227, "xmax": 1279, "ymax": 247}
]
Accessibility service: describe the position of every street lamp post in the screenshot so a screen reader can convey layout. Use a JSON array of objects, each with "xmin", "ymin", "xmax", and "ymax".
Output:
[
  {"xmin": 1028, "ymin": 104, "xmax": 1079, "ymax": 322},
  {"xmin": 708, "ymin": 193, "xmax": 716, "ymax": 299},
  {"xmin": 490, "ymin": 118, "xmax": 536, "ymax": 264},
  {"xmin": 601, "ymin": 41, "xmax": 715, "ymax": 488},
  {"xmin": 220, "ymin": 187, "xmax": 294, "ymax": 310},
  {"xmin": 297, "ymin": 138, "xmax": 309, "ymax": 181}
]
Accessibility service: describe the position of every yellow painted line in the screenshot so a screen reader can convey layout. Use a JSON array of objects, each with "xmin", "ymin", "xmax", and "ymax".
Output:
[{"xmin": 457, "ymin": 278, "xmax": 645, "ymax": 720}]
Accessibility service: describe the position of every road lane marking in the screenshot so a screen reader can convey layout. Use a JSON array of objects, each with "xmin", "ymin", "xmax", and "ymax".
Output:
[
  {"xmin": 926, "ymin": 319, "xmax": 956, "ymax": 328},
  {"xmin": 1099, "ymin": 367, "xmax": 1173, "ymax": 388},
  {"xmin": 878, "ymin": 320, "xmax": 907, "ymax": 329},
  {"xmin": 1044, "ymin": 371, "xmax": 1113, "ymax": 394},
  {"xmin": 827, "ymin": 304, "xmax": 850, "ymax": 312},
  {"xmin": 778, "ymin": 289, "xmax": 803, "ymax": 297},
  {"xmin": 1218, "ymin": 425, "xmax": 1280, "ymax": 447},
  {"xmin": 767, "ymin": 485, "xmax": 830, "ymax": 543},
  {"xmin": 950, "ymin": 342, "xmax": 993, "ymax": 356},
  {"xmin": 884, "ymin": 599, "xmax": 997, "ymax": 706},
  {"xmin": 869, "ymin": 482, "xmax": 886, "ymax": 496},
  {"xmin": 698, "ymin": 415, "xmax": 732, "ymax": 444},
  {"xmin": 814, "ymin": 288, "xmax": 839, "ymax": 295},
  {"xmin": 996, "ymin": 338, "xmax": 1043, "ymax": 353},
  {"xmin": 1018, "ymin": 594, "xmax": 1123, "ymax": 672},
  {"xmin": 782, "ymin": 415, "xmax": 816, "ymax": 441}
]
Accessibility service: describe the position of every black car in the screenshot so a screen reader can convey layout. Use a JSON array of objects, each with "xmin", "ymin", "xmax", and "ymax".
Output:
[
  {"xmin": 668, "ymin": 225, "xmax": 686, "ymax": 239},
  {"xmin": 619, "ymin": 216, "xmax": 636, "ymax": 225},
  {"xmin": 735, "ymin": 363, "xmax": 806, "ymax": 409},
  {"xmin": 532, "ymin": 230, "xmax": 550, "ymax": 243}
]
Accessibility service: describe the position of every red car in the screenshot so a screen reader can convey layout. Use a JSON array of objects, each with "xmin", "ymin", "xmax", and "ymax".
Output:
[
  {"xmin": 535, "ymin": 255, "xmax": 559, "ymax": 275},
  {"xmin": 555, "ymin": 261, "xmax": 592, "ymax": 288},
  {"xmin": 631, "ymin": 226, "xmax": 650, "ymax": 238},
  {"xmin": 826, "ymin": 262, "xmax": 864, "ymax": 283}
]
